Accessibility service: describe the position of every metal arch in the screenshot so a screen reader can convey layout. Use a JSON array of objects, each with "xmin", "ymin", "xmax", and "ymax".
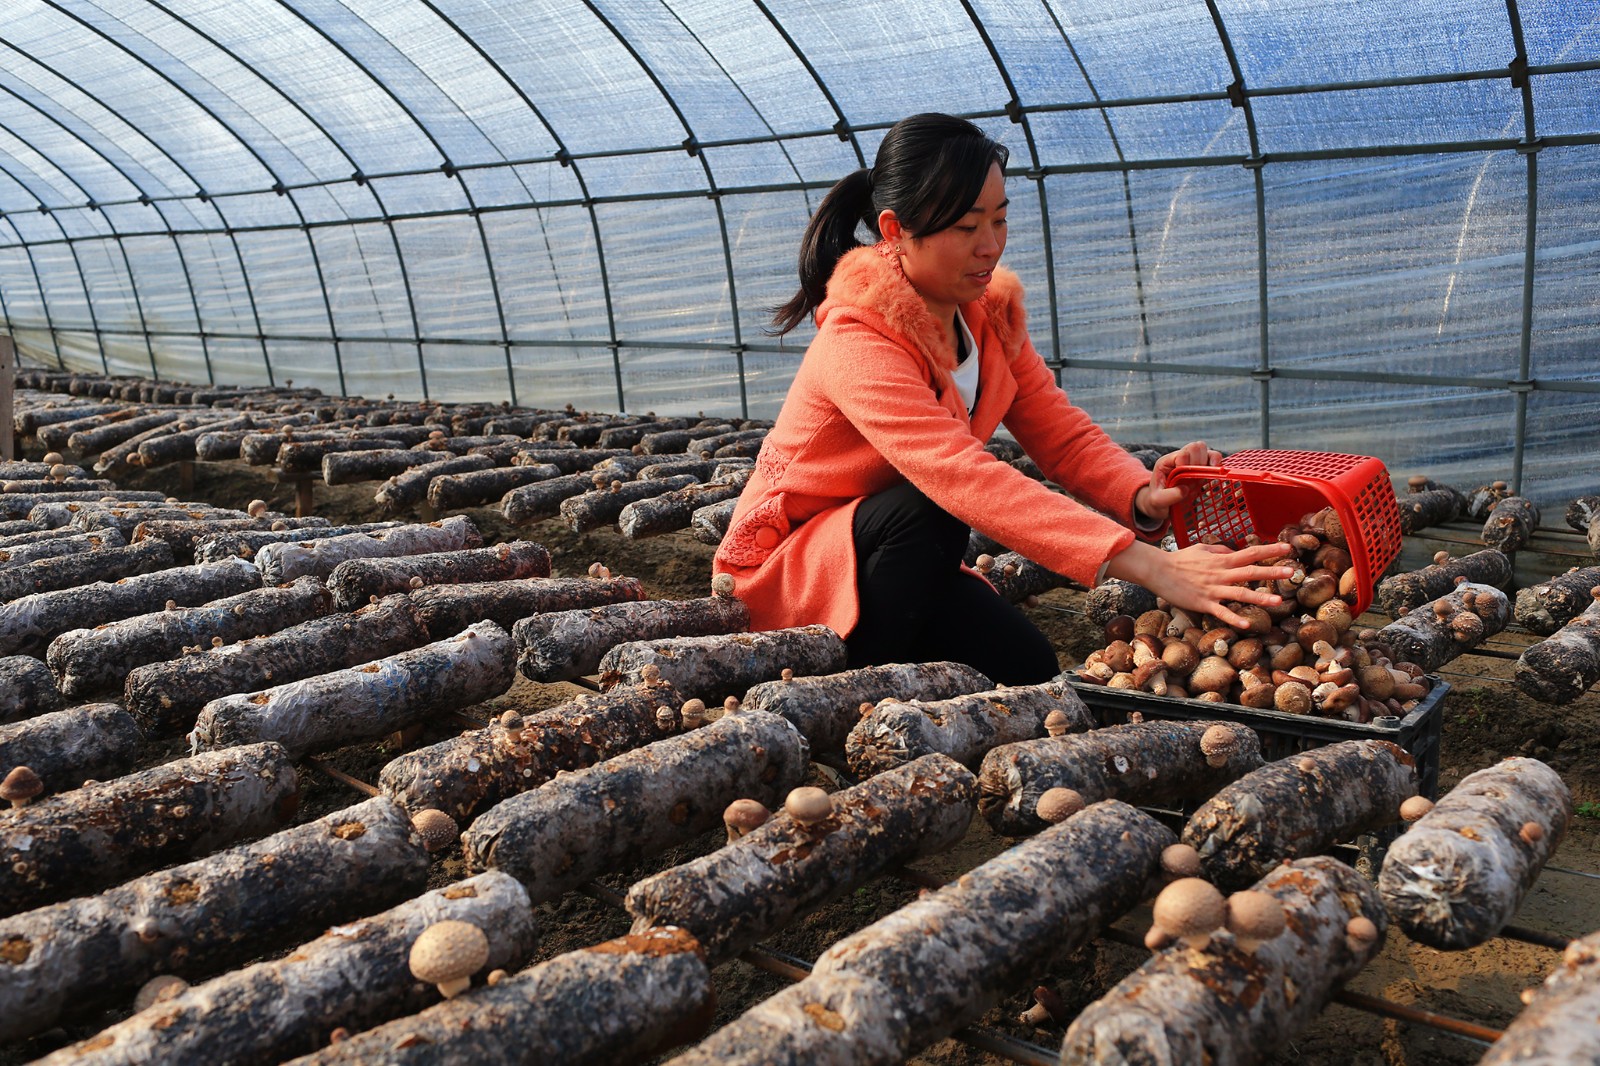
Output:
[
  {"xmin": 1036, "ymin": 3, "xmax": 1155, "ymax": 379},
  {"xmin": 0, "ymin": 74, "xmax": 213, "ymax": 382},
  {"xmin": 748, "ymin": 0, "xmax": 868, "ymax": 171},
  {"xmin": 1202, "ymin": 0, "xmax": 1272, "ymax": 448},
  {"xmin": 0, "ymin": 212, "xmax": 64, "ymax": 367},
  {"xmin": 1505, "ymin": 0, "xmax": 1538, "ymax": 495},
  {"xmin": 34, "ymin": 0, "xmax": 347, "ymax": 392},
  {"xmin": 583, "ymin": 1, "xmax": 750, "ymax": 417},
  {"xmin": 414, "ymin": 0, "xmax": 607, "ymax": 410},
  {"xmin": 955, "ymin": 0, "xmax": 1063, "ymax": 380},
  {"xmin": 0, "ymin": 158, "xmax": 110, "ymax": 373},
  {"xmin": 0, "ymin": 114, "xmax": 158, "ymax": 378}
]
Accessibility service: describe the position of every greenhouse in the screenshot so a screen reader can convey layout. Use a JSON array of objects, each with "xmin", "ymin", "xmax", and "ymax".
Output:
[{"xmin": 2, "ymin": 3, "xmax": 1600, "ymax": 1066}]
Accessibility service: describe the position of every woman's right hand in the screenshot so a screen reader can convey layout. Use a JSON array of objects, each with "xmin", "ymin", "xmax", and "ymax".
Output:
[{"xmin": 1103, "ymin": 539, "xmax": 1297, "ymax": 631}]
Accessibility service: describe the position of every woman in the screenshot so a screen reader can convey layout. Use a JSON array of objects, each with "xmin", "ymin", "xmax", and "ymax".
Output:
[{"xmin": 713, "ymin": 113, "xmax": 1292, "ymax": 685}]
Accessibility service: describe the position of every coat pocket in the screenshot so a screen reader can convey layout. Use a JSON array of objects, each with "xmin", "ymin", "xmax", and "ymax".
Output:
[{"xmin": 717, "ymin": 493, "xmax": 791, "ymax": 568}]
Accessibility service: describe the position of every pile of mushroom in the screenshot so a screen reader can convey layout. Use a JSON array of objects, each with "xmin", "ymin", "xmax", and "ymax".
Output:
[{"xmin": 1073, "ymin": 506, "xmax": 1434, "ymax": 722}]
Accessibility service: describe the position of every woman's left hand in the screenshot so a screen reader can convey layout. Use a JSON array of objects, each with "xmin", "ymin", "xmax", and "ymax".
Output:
[{"xmin": 1134, "ymin": 441, "xmax": 1223, "ymax": 524}]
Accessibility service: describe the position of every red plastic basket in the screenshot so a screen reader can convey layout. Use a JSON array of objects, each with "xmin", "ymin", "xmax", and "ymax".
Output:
[{"xmin": 1167, "ymin": 449, "xmax": 1402, "ymax": 616}]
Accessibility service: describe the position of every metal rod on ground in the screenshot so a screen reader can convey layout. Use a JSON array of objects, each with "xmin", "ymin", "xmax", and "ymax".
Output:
[
  {"xmin": 1547, "ymin": 865, "xmax": 1600, "ymax": 882},
  {"xmin": 1499, "ymin": 923, "xmax": 1571, "ymax": 950},
  {"xmin": 305, "ymin": 756, "xmax": 380, "ymax": 797}
]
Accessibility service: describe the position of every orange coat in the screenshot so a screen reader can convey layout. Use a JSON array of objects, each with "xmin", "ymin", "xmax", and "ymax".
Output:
[{"xmin": 713, "ymin": 241, "xmax": 1155, "ymax": 638}]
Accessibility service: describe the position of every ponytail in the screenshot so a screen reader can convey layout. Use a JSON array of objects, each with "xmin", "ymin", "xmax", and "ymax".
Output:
[
  {"xmin": 769, "ymin": 168, "xmax": 875, "ymax": 336},
  {"xmin": 769, "ymin": 114, "xmax": 1009, "ymax": 337}
]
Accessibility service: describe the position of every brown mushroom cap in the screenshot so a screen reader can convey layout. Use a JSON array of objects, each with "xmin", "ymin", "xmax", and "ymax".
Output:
[
  {"xmin": 133, "ymin": 974, "xmax": 189, "ymax": 1012},
  {"xmin": 411, "ymin": 809, "xmax": 460, "ymax": 853},
  {"xmin": 1399, "ymin": 795, "xmax": 1435, "ymax": 822},
  {"xmin": 1345, "ymin": 915, "xmax": 1380, "ymax": 952},
  {"xmin": 1151, "ymin": 877, "xmax": 1227, "ymax": 948},
  {"xmin": 1, "ymin": 765, "xmax": 43, "ymax": 808},
  {"xmin": 1160, "ymin": 842, "xmax": 1203, "ymax": 878},
  {"xmin": 723, "ymin": 798, "xmax": 771, "ymax": 841},
  {"xmin": 1188, "ymin": 656, "xmax": 1237, "ymax": 694},
  {"xmin": 710, "ymin": 572, "xmax": 736, "ymax": 597},
  {"xmin": 1273, "ymin": 681, "xmax": 1312, "ymax": 715},
  {"xmin": 1225, "ymin": 890, "xmax": 1287, "ymax": 948},
  {"xmin": 1043, "ymin": 709, "xmax": 1074, "ymax": 737},
  {"xmin": 680, "ymin": 698, "xmax": 708, "ymax": 727},
  {"xmin": 784, "ymin": 786, "xmax": 833, "ymax": 827},
  {"xmin": 1035, "ymin": 787, "xmax": 1085, "ymax": 824},
  {"xmin": 41, "ymin": 451, "xmax": 64, "ymax": 466},
  {"xmin": 1198, "ymin": 725, "xmax": 1239, "ymax": 767},
  {"xmin": 409, "ymin": 920, "xmax": 490, "ymax": 998}
]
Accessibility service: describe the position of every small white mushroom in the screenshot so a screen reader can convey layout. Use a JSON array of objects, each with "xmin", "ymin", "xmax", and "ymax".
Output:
[
  {"xmin": 133, "ymin": 974, "xmax": 188, "ymax": 1012},
  {"xmin": 411, "ymin": 809, "xmax": 460, "ymax": 853},
  {"xmin": 784, "ymin": 786, "xmax": 833, "ymax": 827},
  {"xmin": 1035, "ymin": 787, "xmax": 1084, "ymax": 824},
  {"xmin": 409, "ymin": 920, "xmax": 490, "ymax": 999},
  {"xmin": 723, "ymin": 798, "xmax": 771, "ymax": 842}
]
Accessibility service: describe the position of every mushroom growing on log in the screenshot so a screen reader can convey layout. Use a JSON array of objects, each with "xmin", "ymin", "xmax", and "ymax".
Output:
[
  {"xmin": 0, "ymin": 527, "xmax": 126, "ymax": 569},
  {"xmin": 325, "ymin": 540, "xmax": 552, "ymax": 611},
  {"xmin": 1479, "ymin": 929, "xmax": 1600, "ymax": 1065},
  {"xmin": 1516, "ymin": 564, "xmax": 1600, "ymax": 636},
  {"xmin": 33, "ymin": 871, "xmax": 538, "ymax": 1066},
  {"xmin": 124, "ymin": 595, "xmax": 430, "ymax": 736},
  {"xmin": 0, "ymin": 795, "xmax": 429, "ymax": 1043},
  {"xmin": 281, "ymin": 926, "xmax": 713, "ymax": 1066},
  {"xmin": 254, "ymin": 516, "xmax": 481, "ymax": 584},
  {"xmin": 1375, "ymin": 548, "xmax": 1512, "ymax": 618},
  {"xmin": 191, "ymin": 521, "xmax": 404, "ymax": 563},
  {"xmin": 689, "ymin": 497, "xmax": 738, "ymax": 545},
  {"xmin": 0, "ymin": 742, "xmax": 300, "ymax": 916},
  {"xmin": 845, "ymin": 681, "xmax": 1094, "ymax": 777},
  {"xmin": 1182, "ymin": 739, "xmax": 1419, "ymax": 890},
  {"xmin": 627, "ymin": 753, "xmax": 976, "ymax": 963},
  {"xmin": 514, "ymin": 594, "xmax": 750, "ymax": 683},
  {"xmin": 559, "ymin": 474, "xmax": 702, "ymax": 534},
  {"xmin": 0, "ymin": 538, "xmax": 175, "ymax": 606},
  {"xmin": 48, "ymin": 576, "xmax": 333, "ymax": 699},
  {"xmin": 1377, "ymin": 580, "xmax": 1509, "ymax": 672},
  {"xmin": 1481, "ymin": 495, "xmax": 1541, "ymax": 554},
  {"xmin": 374, "ymin": 453, "xmax": 495, "ymax": 512},
  {"xmin": 1515, "ymin": 588, "xmax": 1600, "ymax": 705},
  {"xmin": 409, "ymin": 575, "xmax": 646, "ymax": 640},
  {"xmin": 977, "ymin": 720, "xmax": 1263, "ymax": 836},
  {"xmin": 1060, "ymin": 855, "xmax": 1388, "ymax": 1065},
  {"xmin": 1566, "ymin": 495, "xmax": 1600, "ymax": 557},
  {"xmin": 463, "ymin": 711, "xmax": 810, "ymax": 903},
  {"xmin": 617, "ymin": 470, "xmax": 752, "ymax": 539},
  {"xmin": 1398, "ymin": 486, "xmax": 1463, "ymax": 534},
  {"xmin": 191, "ymin": 622, "xmax": 515, "ymax": 758},
  {"xmin": 739, "ymin": 660, "xmax": 994, "ymax": 762},
  {"xmin": 0, "ymin": 703, "xmax": 143, "ymax": 795},
  {"xmin": 1379, "ymin": 757, "xmax": 1570, "ymax": 949},
  {"xmin": 667, "ymin": 800, "xmax": 1173, "ymax": 1066},
  {"xmin": 378, "ymin": 679, "xmax": 683, "ymax": 823},
  {"xmin": 425, "ymin": 463, "xmax": 564, "ymax": 512},
  {"xmin": 596, "ymin": 624, "xmax": 848, "ymax": 703}
]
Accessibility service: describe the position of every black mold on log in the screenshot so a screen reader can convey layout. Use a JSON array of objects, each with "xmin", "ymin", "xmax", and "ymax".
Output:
[
  {"xmin": 597, "ymin": 624, "xmax": 848, "ymax": 704},
  {"xmin": 1183, "ymin": 739, "xmax": 1419, "ymax": 890},
  {"xmin": 0, "ymin": 742, "xmax": 300, "ymax": 917},
  {"xmin": 514, "ymin": 595, "xmax": 749, "ymax": 683},
  {"xmin": 124, "ymin": 595, "xmax": 429, "ymax": 736},
  {"xmin": 978, "ymin": 720, "xmax": 1263, "ymax": 835},
  {"xmin": 378, "ymin": 679, "xmax": 682, "ymax": 822},
  {"xmin": 1379, "ymin": 757, "xmax": 1570, "ymax": 949},
  {"xmin": 464, "ymin": 711, "xmax": 811, "ymax": 903},
  {"xmin": 410, "ymin": 576, "xmax": 646, "ymax": 641},
  {"xmin": 627, "ymin": 753, "xmax": 976, "ymax": 963},
  {"xmin": 0, "ymin": 796, "xmax": 429, "ymax": 1042},
  {"xmin": 327, "ymin": 541, "xmax": 551, "ymax": 611}
]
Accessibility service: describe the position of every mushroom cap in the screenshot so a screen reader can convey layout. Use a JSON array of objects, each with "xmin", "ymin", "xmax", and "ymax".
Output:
[
  {"xmin": 680, "ymin": 698, "xmax": 708, "ymax": 724},
  {"xmin": 411, "ymin": 809, "xmax": 460, "ymax": 853},
  {"xmin": 409, "ymin": 920, "xmax": 490, "ymax": 987},
  {"xmin": 1160, "ymin": 842, "xmax": 1203, "ymax": 878},
  {"xmin": 1, "ymin": 765, "xmax": 43, "ymax": 804},
  {"xmin": 1225, "ymin": 890, "xmax": 1287, "ymax": 943},
  {"xmin": 133, "ymin": 974, "xmax": 189, "ymax": 1012},
  {"xmin": 723, "ymin": 798, "xmax": 771, "ymax": 835},
  {"xmin": 710, "ymin": 572, "xmax": 736, "ymax": 597},
  {"xmin": 1035, "ymin": 787, "xmax": 1085, "ymax": 823},
  {"xmin": 1399, "ymin": 795, "xmax": 1435, "ymax": 822},
  {"xmin": 41, "ymin": 451, "xmax": 64, "ymax": 466},
  {"xmin": 1198, "ymin": 725, "xmax": 1238, "ymax": 758},
  {"xmin": 1043, "ymin": 709, "xmax": 1073, "ymax": 735},
  {"xmin": 247, "ymin": 499, "xmax": 269, "ymax": 517},
  {"xmin": 1346, "ymin": 915, "xmax": 1380, "ymax": 948},
  {"xmin": 1152, "ymin": 878, "xmax": 1227, "ymax": 942},
  {"xmin": 784, "ymin": 786, "xmax": 833, "ymax": 826}
]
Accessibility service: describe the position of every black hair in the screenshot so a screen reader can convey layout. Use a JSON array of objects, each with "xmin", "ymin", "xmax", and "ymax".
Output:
[{"xmin": 769, "ymin": 113, "xmax": 1009, "ymax": 336}]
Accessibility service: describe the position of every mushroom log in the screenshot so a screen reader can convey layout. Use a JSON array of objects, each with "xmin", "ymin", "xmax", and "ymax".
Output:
[
  {"xmin": 1375, "ymin": 549, "xmax": 1512, "ymax": 619},
  {"xmin": 408, "ymin": 575, "xmax": 645, "ymax": 640},
  {"xmin": 626, "ymin": 753, "xmax": 976, "ymax": 963},
  {"xmin": 0, "ymin": 742, "xmax": 299, "ymax": 917},
  {"xmin": 618, "ymin": 470, "xmax": 751, "ymax": 539},
  {"xmin": 845, "ymin": 681, "xmax": 1093, "ymax": 777},
  {"xmin": 596, "ymin": 624, "xmax": 847, "ymax": 703},
  {"xmin": 1515, "ymin": 565, "xmax": 1600, "ymax": 636},
  {"xmin": 1060, "ymin": 855, "xmax": 1388, "ymax": 1065},
  {"xmin": 0, "ymin": 702, "xmax": 142, "ymax": 796},
  {"xmin": 253, "ymin": 516, "xmax": 481, "ymax": 584},
  {"xmin": 282, "ymin": 927, "xmax": 713, "ymax": 1066},
  {"xmin": 0, "ymin": 654, "xmax": 65, "ymax": 724},
  {"xmin": 1515, "ymin": 589, "xmax": 1600, "ymax": 705},
  {"xmin": 0, "ymin": 796, "xmax": 429, "ymax": 1042},
  {"xmin": 1379, "ymin": 757, "xmax": 1571, "ymax": 949},
  {"xmin": 739, "ymin": 660, "xmax": 994, "ymax": 762},
  {"xmin": 1480, "ymin": 930, "xmax": 1600, "ymax": 1065},
  {"xmin": 47, "ymin": 576, "xmax": 333, "ymax": 699},
  {"xmin": 1376, "ymin": 580, "xmax": 1509, "ymax": 672},
  {"xmin": 124, "ymin": 595, "xmax": 430, "ymax": 736},
  {"xmin": 667, "ymin": 800, "xmax": 1173, "ymax": 1066},
  {"xmin": 978, "ymin": 720, "xmax": 1263, "ymax": 836},
  {"xmin": 1183, "ymin": 740, "xmax": 1419, "ymax": 891},
  {"xmin": 464, "ymin": 711, "xmax": 810, "ymax": 903},
  {"xmin": 325, "ymin": 540, "xmax": 552, "ymax": 611},
  {"xmin": 191, "ymin": 622, "xmax": 515, "ymax": 758},
  {"xmin": 191, "ymin": 521, "xmax": 404, "ymax": 563},
  {"xmin": 378, "ymin": 679, "xmax": 683, "ymax": 822},
  {"xmin": 514, "ymin": 594, "xmax": 750, "ymax": 683}
]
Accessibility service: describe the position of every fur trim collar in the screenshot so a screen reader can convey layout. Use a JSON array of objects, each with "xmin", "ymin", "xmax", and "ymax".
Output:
[{"xmin": 818, "ymin": 242, "xmax": 1028, "ymax": 375}]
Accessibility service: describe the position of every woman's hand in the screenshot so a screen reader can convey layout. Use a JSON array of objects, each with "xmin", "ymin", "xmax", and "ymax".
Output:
[
  {"xmin": 1134, "ymin": 441, "xmax": 1223, "ymax": 525},
  {"xmin": 1104, "ymin": 539, "xmax": 1297, "ymax": 631}
]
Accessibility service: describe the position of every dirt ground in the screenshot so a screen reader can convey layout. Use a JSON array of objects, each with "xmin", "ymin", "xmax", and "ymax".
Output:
[{"xmin": 9, "ymin": 455, "xmax": 1600, "ymax": 1065}]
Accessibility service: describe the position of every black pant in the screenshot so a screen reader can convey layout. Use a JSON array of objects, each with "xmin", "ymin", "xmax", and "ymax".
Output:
[{"xmin": 847, "ymin": 481, "xmax": 1059, "ymax": 686}]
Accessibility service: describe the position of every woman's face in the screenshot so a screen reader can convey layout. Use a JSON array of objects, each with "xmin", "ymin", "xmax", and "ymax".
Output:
[{"xmin": 891, "ymin": 162, "xmax": 1008, "ymax": 322}]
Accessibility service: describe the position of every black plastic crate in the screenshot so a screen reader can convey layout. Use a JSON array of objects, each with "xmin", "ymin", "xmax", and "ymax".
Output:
[{"xmin": 1063, "ymin": 676, "xmax": 1446, "ymax": 802}]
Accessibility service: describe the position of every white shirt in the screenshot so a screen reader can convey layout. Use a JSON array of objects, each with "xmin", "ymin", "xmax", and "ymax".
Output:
[{"xmin": 950, "ymin": 312, "xmax": 980, "ymax": 414}]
